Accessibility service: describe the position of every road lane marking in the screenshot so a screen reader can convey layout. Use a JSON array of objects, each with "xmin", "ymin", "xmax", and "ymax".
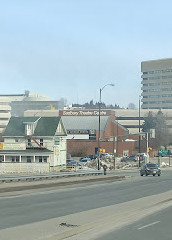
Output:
[{"xmin": 138, "ymin": 221, "xmax": 160, "ymax": 230}]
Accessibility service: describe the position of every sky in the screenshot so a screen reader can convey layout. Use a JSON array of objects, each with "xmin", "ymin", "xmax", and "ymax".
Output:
[{"xmin": 1, "ymin": 0, "xmax": 172, "ymax": 108}]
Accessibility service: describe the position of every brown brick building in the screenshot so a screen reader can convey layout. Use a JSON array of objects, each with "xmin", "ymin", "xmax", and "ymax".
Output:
[
  {"xmin": 60, "ymin": 110, "xmax": 138, "ymax": 157},
  {"xmin": 24, "ymin": 109, "xmax": 139, "ymax": 157}
]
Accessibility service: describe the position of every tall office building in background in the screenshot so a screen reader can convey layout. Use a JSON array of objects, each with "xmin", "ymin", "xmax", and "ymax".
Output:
[{"xmin": 141, "ymin": 58, "xmax": 172, "ymax": 109}]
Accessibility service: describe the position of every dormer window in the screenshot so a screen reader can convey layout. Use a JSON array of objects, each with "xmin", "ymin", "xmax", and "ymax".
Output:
[
  {"xmin": 24, "ymin": 118, "xmax": 40, "ymax": 136},
  {"xmin": 25, "ymin": 123, "xmax": 34, "ymax": 136}
]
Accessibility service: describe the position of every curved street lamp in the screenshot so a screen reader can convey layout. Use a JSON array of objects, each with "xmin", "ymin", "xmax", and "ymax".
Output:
[{"xmin": 97, "ymin": 83, "xmax": 114, "ymax": 170}]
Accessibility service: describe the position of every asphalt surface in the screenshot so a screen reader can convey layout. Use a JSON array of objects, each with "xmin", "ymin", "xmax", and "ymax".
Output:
[
  {"xmin": 96, "ymin": 206, "xmax": 172, "ymax": 240},
  {"xmin": 0, "ymin": 168, "xmax": 171, "ymax": 240}
]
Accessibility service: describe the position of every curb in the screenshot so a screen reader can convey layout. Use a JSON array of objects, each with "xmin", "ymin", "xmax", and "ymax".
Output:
[{"xmin": 0, "ymin": 175, "xmax": 125, "ymax": 193}]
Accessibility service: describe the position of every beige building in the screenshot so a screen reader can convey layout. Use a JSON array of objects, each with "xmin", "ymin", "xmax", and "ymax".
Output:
[
  {"xmin": 115, "ymin": 109, "xmax": 172, "ymax": 134},
  {"xmin": 0, "ymin": 97, "xmax": 11, "ymax": 135},
  {"xmin": 24, "ymin": 108, "xmax": 172, "ymax": 135},
  {"xmin": 141, "ymin": 58, "xmax": 172, "ymax": 109}
]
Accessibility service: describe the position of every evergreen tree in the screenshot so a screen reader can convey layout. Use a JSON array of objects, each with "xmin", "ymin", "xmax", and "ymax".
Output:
[
  {"xmin": 142, "ymin": 110, "xmax": 171, "ymax": 149},
  {"xmin": 142, "ymin": 111, "xmax": 156, "ymax": 132}
]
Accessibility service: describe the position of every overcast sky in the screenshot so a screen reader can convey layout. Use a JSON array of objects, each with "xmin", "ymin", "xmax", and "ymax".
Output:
[{"xmin": 1, "ymin": 0, "xmax": 172, "ymax": 108}]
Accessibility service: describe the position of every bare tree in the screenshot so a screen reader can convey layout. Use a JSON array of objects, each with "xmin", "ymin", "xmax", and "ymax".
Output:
[{"xmin": 127, "ymin": 103, "xmax": 136, "ymax": 109}]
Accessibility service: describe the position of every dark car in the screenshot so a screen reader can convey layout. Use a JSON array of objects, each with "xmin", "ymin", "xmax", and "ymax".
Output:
[
  {"xmin": 66, "ymin": 159, "xmax": 81, "ymax": 168},
  {"xmin": 140, "ymin": 163, "xmax": 161, "ymax": 176},
  {"xmin": 121, "ymin": 154, "xmax": 137, "ymax": 162}
]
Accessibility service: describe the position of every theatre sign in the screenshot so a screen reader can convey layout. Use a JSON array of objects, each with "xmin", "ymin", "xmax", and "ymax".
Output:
[{"xmin": 59, "ymin": 110, "xmax": 112, "ymax": 116}]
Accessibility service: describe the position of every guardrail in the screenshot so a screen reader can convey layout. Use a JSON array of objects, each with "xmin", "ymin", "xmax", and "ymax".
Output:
[{"xmin": 0, "ymin": 170, "xmax": 103, "ymax": 183}]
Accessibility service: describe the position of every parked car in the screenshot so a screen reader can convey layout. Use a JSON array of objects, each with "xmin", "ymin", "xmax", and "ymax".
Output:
[
  {"xmin": 81, "ymin": 154, "xmax": 98, "ymax": 160},
  {"xmin": 79, "ymin": 157, "xmax": 91, "ymax": 165},
  {"xmin": 140, "ymin": 163, "xmax": 161, "ymax": 176},
  {"xmin": 121, "ymin": 154, "xmax": 137, "ymax": 162},
  {"xmin": 66, "ymin": 159, "xmax": 82, "ymax": 168},
  {"xmin": 100, "ymin": 153, "xmax": 110, "ymax": 159}
]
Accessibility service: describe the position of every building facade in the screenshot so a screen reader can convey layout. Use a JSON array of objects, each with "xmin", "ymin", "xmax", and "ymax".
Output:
[
  {"xmin": 24, "ymin": 109, "xmax": 137, "ymax": 156},
  {"xmin": 141, "ymin": 58, "xmax": 172, "ymax": 109},
  {"xmin": 0, "ymin": 90, "xmax": 63, "ymax": 117},
  {"xmin": 0, "ymin": 97, "xmax": 11, "ymax": 135},
  {"xmin": 0, "ymin": 117, "xmax": 67, "ymax": 168}
]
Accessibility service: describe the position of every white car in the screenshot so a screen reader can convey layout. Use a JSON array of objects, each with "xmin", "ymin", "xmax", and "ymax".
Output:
[{"xmin": 79, "ymin": 157, "xmax": 91, "ymax": 165}]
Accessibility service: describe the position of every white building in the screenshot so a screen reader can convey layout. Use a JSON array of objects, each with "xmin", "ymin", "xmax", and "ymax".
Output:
[{"xmin": 0, "ymin": 117, "xmax": 67, "ymax": 168}]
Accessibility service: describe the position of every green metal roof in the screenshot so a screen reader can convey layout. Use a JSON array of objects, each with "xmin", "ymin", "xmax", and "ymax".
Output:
[{"xmin": 3, "ymin": 117, "xmax": 65, "ymax": 137}]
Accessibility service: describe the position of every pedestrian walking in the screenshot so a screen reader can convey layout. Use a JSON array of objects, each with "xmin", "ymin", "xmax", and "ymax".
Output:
[{"xmin": 103, "ymin": 164, "xmax": 107, "ymax": 175}]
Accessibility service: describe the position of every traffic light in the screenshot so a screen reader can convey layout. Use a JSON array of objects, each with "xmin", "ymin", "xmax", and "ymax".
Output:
[
  {"xmin": 100, "ymin": 148, "xmax": 105, "ymax": 153},
  {"xmin": 147, "ymin": 147, "xmax": 152, "ymax": 152}
]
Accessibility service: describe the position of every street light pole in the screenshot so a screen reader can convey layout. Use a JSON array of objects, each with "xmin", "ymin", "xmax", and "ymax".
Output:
[
  {"xmin": 97, "ymin": 88, "xmax": 101, "ymax": 170},
  {"xmin": 97, "ymin": 83, "xmax": 114, "ymax": 170},
  {"xmin": 138, "ymin": 95, "xmax": 141, "ymax": 167},
  {"xmin": 116, "ymin": 118, "xmax": 119, "ymax": 157}
]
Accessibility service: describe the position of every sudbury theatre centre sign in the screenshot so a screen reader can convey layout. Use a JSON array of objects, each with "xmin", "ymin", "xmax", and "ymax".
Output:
[{"xmin": 60, "ymin": 110, "xmax": 111, "ymax": 116}]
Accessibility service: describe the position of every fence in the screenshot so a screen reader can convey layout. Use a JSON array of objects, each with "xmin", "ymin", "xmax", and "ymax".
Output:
[{"xmin": 0, "ymin": 162, "xmax": 50, "ymax": 174}]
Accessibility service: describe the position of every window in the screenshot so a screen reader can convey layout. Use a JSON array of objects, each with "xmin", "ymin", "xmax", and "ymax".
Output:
[
  {"xmin": 117, "ymin": 117, "xmax": 144, "ymax": 120},
  {"xmin": 149, "ymin": 76, "xmax": 161, "ymax": 80},
  {"xmin": 27, "ymin": 139, "xmax": 31, "ymax": 147},
  {"xmin": 40, "ymin": 139, "xmax": 43, "ymax": 146},
  {"xmin": 149, "ymin": 89, "xmax": 161, "ymax": 92},
  {"xmin": 25, "ymin": 123, "xmax": 34, "ymax": 135},
  {"xmin": 15, "ymin": 139, "xmax": 19, "ymax": 143},
  {"xmin": 162, "ymin": 94, "xmax": 172, "ymax": 97},
  {"xmin": 44, "ymin": 157, "xmax": 47, "ymax": 163},
  {"xmin": 162, "ymin": 88, "xmax": 172, "ymax": 91},
  {"xmin": 39, "ymin": 157, "xmax": 43, "ymax": 162},
  {"xmin": 155, "ymin": 70, "xmax": 162, "ymax": 73},
  {"xmin": 149, "ymin": 95, "xmax": 160, "ymax": 98},
  {"xmin": 162, "ymin": 81, "xmax": 172, "ymax": 85},
  {"xmin": 11, "ymin": 156, "xmax": 20, "ymax": 162},
  {"xmin": 162, "ymin": 100, "xmax": 172, "ymax": 103},
  {"xmin": 27, "ymin": 156, "xmax": 31, "ymax": 163},
  {"xmin": 149, "ymin": 101, "xmax": 161, "ymax": 104},
  {"xmin": 149, "ymin": 83, "xmax": 160, "ymax": 86}
]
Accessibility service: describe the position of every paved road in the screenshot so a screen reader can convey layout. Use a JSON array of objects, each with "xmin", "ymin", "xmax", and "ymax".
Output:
[
  {"xmin": 0, "ymin": 169, "xmax": 171, "ymax": 239},
  {"xmin": 96, "ymin": 206, "xmax": 172, "ymax": 240}
]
